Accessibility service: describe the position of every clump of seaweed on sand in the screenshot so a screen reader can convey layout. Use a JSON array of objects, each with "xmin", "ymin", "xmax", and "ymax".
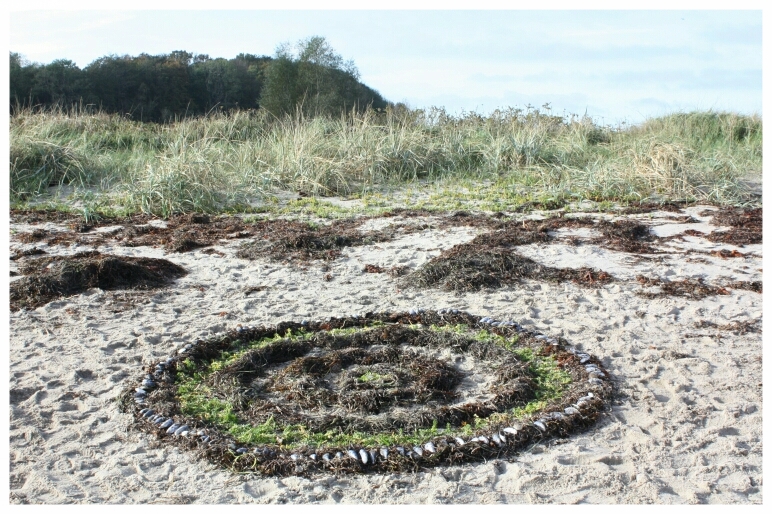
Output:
[{"xmin": 10, "ymin": 251, "xmax": 187, "ymax": 311}]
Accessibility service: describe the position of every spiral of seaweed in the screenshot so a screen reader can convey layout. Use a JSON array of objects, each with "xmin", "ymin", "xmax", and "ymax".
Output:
[{"xmin": 119, "ymin": 310, "xmax": 612, "ymax": 476}]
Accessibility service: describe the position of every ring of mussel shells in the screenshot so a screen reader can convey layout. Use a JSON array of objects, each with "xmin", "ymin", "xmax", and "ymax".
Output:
[{"xmin": 120, "ymin": 309, "xmax": 612, "ymax": 476}]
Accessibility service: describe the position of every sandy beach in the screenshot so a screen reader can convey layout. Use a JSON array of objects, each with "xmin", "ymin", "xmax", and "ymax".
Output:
[{"xmin": 8, "ymin": 203, "xmax": 762, "ymax": 504}]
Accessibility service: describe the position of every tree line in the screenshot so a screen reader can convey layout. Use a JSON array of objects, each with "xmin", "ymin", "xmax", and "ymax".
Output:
[{"xmin": 10, "ymin": 36, "xmax": 389, "ymax": 122}]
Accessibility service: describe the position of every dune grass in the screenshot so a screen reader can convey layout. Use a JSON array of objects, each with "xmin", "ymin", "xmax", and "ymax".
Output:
[{"xmin": 10, "ymin": 105, "xmax": 762, "ymax": 217}]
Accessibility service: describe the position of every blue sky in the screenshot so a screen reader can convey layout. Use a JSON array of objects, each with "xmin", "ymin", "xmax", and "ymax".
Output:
[{"xmin": 8, "ymin": 5, "xmax": 763, "ymax": 125}]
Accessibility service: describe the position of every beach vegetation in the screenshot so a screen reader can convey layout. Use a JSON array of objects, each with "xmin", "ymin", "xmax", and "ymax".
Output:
[{"xmin": 11, "ymin": 106, "xmax": 761, "ymax": 217}]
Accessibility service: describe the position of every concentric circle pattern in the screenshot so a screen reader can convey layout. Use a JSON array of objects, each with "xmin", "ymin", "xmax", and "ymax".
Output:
[{"xmin": 122, "ymin": 310, "xmax": 612, "ymax": 475}]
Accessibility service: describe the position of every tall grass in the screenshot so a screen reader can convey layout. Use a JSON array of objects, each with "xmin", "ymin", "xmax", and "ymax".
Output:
[{"xmin": 10, "ymin": 105, "xmax": 762, "ymax": 216}]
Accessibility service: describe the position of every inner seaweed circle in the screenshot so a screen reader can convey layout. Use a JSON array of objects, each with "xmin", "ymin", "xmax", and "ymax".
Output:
[{"xmin": 204, "ymin": 324, "xmax": 536, "ymax": 435}]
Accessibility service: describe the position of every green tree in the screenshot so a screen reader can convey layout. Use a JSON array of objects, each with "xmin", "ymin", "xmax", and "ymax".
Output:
[
  {"xmin": 260, "ymin": 36, "xmax": 386, "ymax": 117},
  {"xmin": 260, "ymin": 43, "xmax": 300, "ymax": 116},
  {"xmin": 31, "ymin": 59, "xmax": 86, "ymax": 106},
  {"xmin": 10, "ymin": 52, "xmax": 37, "ymax": 108}
]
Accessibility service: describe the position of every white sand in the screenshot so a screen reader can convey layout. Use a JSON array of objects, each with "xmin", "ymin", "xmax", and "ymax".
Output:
[{"xmin": 8, "ymin": 206, "xmax": 762, "ymax": 504}]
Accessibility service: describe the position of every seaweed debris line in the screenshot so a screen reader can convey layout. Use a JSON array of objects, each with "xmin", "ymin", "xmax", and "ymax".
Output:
[{"xmin": 120, "ymin": 310, "xmax": 612, "ymax": 476}]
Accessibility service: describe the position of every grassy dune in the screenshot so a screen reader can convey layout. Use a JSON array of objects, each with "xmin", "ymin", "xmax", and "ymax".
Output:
[{"xmin": 10, "ymin": 106, "xmax": 762, "ymax": 217}]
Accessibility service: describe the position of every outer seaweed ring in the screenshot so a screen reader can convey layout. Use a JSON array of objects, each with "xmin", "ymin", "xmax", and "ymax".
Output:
[{"xmin": 120, "ymin": 310, "xmax": 612, "ymax": 475}]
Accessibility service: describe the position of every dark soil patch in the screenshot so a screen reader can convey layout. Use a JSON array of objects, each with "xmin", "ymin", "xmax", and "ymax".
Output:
[{"xmin": 10, "ymin": 252, "xmax": 187, "ymax": 311}]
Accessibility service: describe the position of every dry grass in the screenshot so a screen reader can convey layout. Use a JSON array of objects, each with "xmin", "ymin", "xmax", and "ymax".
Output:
[{"xmin": 10, "ymin": 106, "xmax": 762, "ymax": 216}]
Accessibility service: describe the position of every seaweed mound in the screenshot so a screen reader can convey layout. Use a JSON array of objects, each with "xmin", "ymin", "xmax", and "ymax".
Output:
[
  {"xmin": 406, "ymin": 246, "xmax": 612, "ymax": 292},
  {"xmin": 705, "ymin": 207, "xmax": 762, "ymax": 246},
  {"xmin": 10, "ymin": 252, "xmax": 186, "ymax": 310}
]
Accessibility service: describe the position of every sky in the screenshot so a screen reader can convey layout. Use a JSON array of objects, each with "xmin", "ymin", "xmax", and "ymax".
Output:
[{"xmin": 7, "ymin": 3, "xmax": 764, "ymax": 125}]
